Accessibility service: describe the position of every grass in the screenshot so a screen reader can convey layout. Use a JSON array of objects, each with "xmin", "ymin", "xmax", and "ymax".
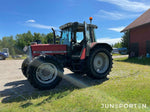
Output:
[
  {"xmin": 112, "ymin": 53, "xmax": 122, "ymax": 56},
  {"xmin": 0, "ymin": 57, "xmax": 150, "ymax": 112},
  {"xmin": 115, "ymin": 57, "xmax": 150, "ymax": 66}
]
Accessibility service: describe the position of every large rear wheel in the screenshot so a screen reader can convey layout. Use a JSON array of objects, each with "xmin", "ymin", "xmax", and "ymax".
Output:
[
  {"xmin": 87, "ymin": 48, "xmax": 112, "ymax": 79},
  {"xmin": 27, "ymin": 56, "xmax": 63, "ymax": 90}
]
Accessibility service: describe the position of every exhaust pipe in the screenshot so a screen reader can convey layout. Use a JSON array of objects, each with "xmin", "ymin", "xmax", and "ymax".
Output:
[{"xmin": 52, "ymin": 28, "xmax": 56, "ymax": 44}]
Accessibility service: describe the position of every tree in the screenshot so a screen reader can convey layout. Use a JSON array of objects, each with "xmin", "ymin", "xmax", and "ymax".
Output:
[
  {"xmin": 45, "ymin": 33, "xmax": 53, "ymax": 44},
  {"xmin": 15, "ymin": 31, "xmax": 35, "ymax": 54},
  {"xmin": 113, "ymin": 42, "xmax": 122, "ymax": 48},
  {"xmin": 0, "ymin": 31, "xmax": 55, "ymax": 55},
  {"xmin": 121, "ymin": 31, "xmax": 129, "ymax": 49},
  {"xmin": 33, "ymin": 33, "xmax": 42, "ymax": 42},
  {"xmin": 1, "ymin": 36, "xmax": 16, "ymax": 55},
  {"xmin": 0, "ymin": 40, "xmax": 2, "ymax": 51}
]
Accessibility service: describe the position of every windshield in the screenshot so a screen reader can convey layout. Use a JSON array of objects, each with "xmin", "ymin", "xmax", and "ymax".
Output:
[
  {"xmin": 60, "ymin": 28, "xmax": 71, "ymax": 46},
  {"xmin": 76, "ymin": 32, "xmax": 84, "ymax": 43},
  {"xmin": 92, "ymin": 28, "xmax": 96, "ymax": 42},
  {"xmin": 85, "ymin": 28, "xmax": 91, "ymax": 43},
  {"xmin": 75, "ymin": 27, "xmax": 90, "ymax": 43},
  {"xmin": 84, "ymin": 22, "xmax": 91, "ymax": 43}
]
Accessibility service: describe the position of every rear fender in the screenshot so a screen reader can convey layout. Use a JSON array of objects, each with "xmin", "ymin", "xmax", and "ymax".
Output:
[{"xmin": 86, "ymin": 43, "xmax": 112, "ymax": 56}]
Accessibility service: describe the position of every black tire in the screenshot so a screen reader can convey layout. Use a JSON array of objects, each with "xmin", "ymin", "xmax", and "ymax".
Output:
[
  {"xmin": 87, "ymin": 48, "xmax": 113, "ymax": 79},
  {"xmin": 21, "ymin": 58, "xmax": 30, "ymax": 78},
  {"xmin": 27, "ymin": 56, "xmax": 63, "ymax": 90},
  {"xmin": 72, "ymin": 71, "xmax": 85, "ymax": 75},
  {"xmin": 74, "ymin": 71, "xmax": 82, "ymax": 74}
]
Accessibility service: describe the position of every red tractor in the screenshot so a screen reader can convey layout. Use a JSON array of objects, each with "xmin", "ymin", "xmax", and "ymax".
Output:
[{"xmin": 22, "ymin": 19, "xmax": 113, "ymax": 90}]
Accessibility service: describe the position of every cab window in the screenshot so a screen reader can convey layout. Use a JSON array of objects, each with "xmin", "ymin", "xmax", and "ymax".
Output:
[
  {"xmin": 76, "ymin": 32, "xmax": 84, "ymax": 43},
  {"xmin": 60, "ymin": 28, "xmax": 71, "ymax": 46}
]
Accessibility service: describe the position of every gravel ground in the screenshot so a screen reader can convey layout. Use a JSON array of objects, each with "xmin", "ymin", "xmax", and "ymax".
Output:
[{"xmin": 0, "ymin": 60, "xmax": 107, "ymax": 103}]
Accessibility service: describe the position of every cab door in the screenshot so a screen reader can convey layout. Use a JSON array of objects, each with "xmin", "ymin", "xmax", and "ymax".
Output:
[{"xmin": 79, "ymin": 22, "xmax": 89, "ymax": 60}]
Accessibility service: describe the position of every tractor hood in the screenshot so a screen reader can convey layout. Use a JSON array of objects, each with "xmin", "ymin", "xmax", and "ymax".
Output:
[{"xmin": 31, "ymin": 44, "xmax": 67, "ymax": 57}]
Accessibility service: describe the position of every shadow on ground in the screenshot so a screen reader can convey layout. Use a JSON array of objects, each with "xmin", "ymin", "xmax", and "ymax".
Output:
[
  {"xmin": 115, "ymin": 57, "xmax": 150, "ymax": 66},
  {"xmin": 0, "ymin": 73, "xmax": 108, "ymax": 104}
]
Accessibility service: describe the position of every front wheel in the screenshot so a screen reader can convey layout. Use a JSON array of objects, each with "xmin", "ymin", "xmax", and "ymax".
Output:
[
  {"xmin": 27, "ymin": 56, "xmax": 63, "ymax": 90},
  {"xmin": 21, "ymin": 58, "xmax": 30, "ymax": 78},
  {"xmin": 87, "ymin": 48, "xmax": 113, "ymax": 79}
]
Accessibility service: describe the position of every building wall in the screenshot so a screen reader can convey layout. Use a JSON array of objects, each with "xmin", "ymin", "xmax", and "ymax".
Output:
[{"xmin": 130, "ymin": 23, "xmax": 150, "ymax": 56}]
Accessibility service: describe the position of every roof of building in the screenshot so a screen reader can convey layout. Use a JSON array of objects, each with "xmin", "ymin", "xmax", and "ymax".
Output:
[{"xmin": 121, "ymin": 9, "xmax": 150, "ymax": 32}]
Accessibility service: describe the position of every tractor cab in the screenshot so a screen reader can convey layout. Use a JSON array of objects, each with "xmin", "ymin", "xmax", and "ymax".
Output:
[{"xmin": 59, "ymin": 21, "xmax": 97, "ymax": 59}]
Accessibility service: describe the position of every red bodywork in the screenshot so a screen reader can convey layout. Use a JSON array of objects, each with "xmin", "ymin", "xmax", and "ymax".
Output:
[
  {"xmin": 31, "ymin": 44, "xmax": 67, "ymax": 57},
  {"xmin": 90, "ymin": 42, "xmax": 97, "ymax": 48},
  {"xmin": 80, "ymin": 48, "xmax": 86, "ymax": 60}
]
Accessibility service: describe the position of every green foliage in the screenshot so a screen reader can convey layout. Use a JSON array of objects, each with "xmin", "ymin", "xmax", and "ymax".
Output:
[
  {"xmin": 0, "ymin": 36, "xmax": 16, "ymax": 55},
  {"xmin": 113, "ymin": 42, "xmax": 122, "ymax": 48},
  {"xmin": 44, "ymin": 33, "xmax": 53, "ymax": 44},
  {"xmin": 121, "ymin": 31, "xmax": 129, "ymax": 49},
  {"xmin": 113, "ymin": 31, "xmax": 129, "ymax": 49},
  {"xmin": 15, "ymin": 31, "xmax": 33, "ymax": 53},
  {"xmin": 0, "ymin": 40, "xmax": 2, "ymax": 50},
  {"xmin": 33, "ymin": 32, "xmax": 43, "ymax": 43},
  {"xmin": 0, "ymin": 31, "xmax": 55, "ymax": 55}
]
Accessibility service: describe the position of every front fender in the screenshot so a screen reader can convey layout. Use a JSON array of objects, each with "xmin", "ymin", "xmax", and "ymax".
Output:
[{"xmin": 33, "ymin": 55, "xmax": 64, "ymax": 72}]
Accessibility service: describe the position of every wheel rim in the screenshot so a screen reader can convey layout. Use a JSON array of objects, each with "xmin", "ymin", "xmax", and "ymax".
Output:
[
  {"xmin": 93, "ymin": 52, "xmax": 109, "ymax": 74},
  {"xmin": 36, "ymin": 63, "xmax": 57, "ymax": 84}
]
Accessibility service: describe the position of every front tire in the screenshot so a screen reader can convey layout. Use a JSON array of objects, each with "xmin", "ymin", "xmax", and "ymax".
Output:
[
  {"xmin": 21, "ymin": 58, "xmax": 30, "ymax": 78},
  {"xmin": 87, "ymin": 48, "xmax": 112, "ymax": 79},
  {"xmin": 27, "ymin": 56, "xmax": 63, "ymax": 90}
]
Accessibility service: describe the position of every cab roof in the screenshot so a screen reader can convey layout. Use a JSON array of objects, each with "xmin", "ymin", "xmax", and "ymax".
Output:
[{"xmin": 59, "ymin": 22, "xmax": 98, "ymax": 30}]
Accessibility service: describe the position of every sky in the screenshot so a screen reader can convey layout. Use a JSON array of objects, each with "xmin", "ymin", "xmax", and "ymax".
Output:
[{"xmin": 0, "ymin": 0, "xmax": 150, "ymax": 45}]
